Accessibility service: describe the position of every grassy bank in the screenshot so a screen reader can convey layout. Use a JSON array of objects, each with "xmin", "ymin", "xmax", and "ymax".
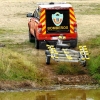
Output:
[
  {"xmin": 0, "ymin": 41, "xmax": 51, "ymax": 85},
  {"xmin": 0, "ymin": 47, "xmax": 40, "ymax": 81},
  {"xmin": 0, "ymin": 36, "xmax": 100, "ymax": 84}
]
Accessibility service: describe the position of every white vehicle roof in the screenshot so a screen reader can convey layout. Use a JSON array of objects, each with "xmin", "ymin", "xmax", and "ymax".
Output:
[{"xmin": 38, "ymin": 2, "xmax": 72, "ymax": 8}]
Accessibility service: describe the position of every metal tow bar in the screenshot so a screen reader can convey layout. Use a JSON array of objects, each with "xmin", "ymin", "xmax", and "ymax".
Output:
[{"xmin": 45, "ymin": 45, "xmax": 90, "ymax": 67}]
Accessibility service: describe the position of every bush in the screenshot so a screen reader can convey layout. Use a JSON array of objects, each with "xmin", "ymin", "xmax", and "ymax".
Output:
[{"xmin": 55, "ymin": 63, "xmax": 86, "ymax": 75}]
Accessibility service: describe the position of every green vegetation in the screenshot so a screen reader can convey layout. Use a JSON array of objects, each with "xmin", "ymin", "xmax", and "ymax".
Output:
[
  {"xmin": 86, "ymin": 36, "xmax": 100, "ymax": 83},
  {"xmin": 78, "ymin": 36, "xmax": 100, "ymax": 83},
  {"xmin": 0, "ymin": 42, "xmax": 49, "ymax": 84},
  {"xmin": 85, "ymin": 36, "xmax": 100, "ymax": 48},
  {"xmin": 55, "ymin": 63, "xmax": 85, "ymax": 75},
  {"xmin": 0, "ymin": 48, "xmax": 37, "ymax": 80},
  {"xmin": 88, "ymin": 56, "xmax": 100, "ymax": 83}
]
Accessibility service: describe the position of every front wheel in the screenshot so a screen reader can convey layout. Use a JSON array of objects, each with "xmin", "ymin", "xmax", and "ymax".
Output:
[
  {"xmin": 45, "ymin": 50, "xmax": 51, "ymax": 64},
  {"xmin": 46, "ymin": 56, "xmax": 51, "ymax": 65},
  {"xmin": 29, "ymin": 30, "xmax": 35, "ymax": 43},
  {"xmin": 35, "ymin": 37, "xmax": 39, "ymax": 49}
]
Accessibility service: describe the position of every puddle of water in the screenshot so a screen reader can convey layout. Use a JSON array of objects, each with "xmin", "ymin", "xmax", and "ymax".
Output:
[{"xmin": 0, "ymin": 87, "xmax": 100, "ymax": 100}]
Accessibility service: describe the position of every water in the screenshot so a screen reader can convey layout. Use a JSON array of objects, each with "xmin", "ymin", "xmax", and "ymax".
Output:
[{"xmin": 0, "ymin": 86, "xmax": 100, "ymax": 100}]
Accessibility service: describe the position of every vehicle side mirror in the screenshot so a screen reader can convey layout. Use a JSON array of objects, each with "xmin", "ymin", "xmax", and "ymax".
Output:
[{"xmin": 26, "ymin": 13, "xmax": 33, "ymax": 17}]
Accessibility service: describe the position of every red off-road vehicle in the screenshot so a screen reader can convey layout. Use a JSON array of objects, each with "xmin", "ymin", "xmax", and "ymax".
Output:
[{"xmin": 27, "ymin": 2, "xmax": 77, "ymax": 49}]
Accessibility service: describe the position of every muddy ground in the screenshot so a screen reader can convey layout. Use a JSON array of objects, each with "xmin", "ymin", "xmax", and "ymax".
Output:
[{"xmin": 0, "ymin": 76, "xmax": 98, "ymax": 91}]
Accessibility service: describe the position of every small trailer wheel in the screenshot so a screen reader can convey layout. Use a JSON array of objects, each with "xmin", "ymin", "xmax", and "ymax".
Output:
[
  {"xmin": 46, "ymin": 56, "xmax": 51, "ymax": 65},
  {"xmin": 81, "ymin": 61, "xmax": 86, "ymax": 67},
  {"xmin": 83, "ymin": 61, "xmax": 86, "ymax": 67}
]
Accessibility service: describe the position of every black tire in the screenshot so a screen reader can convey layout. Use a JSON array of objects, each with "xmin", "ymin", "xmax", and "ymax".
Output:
[
  {"xmin": 46, "ymin": 56, "xmax": 51, "ymax": 65},
  {"xmin": 45, "ymin": 50, "xmax": 51, "ymax": 64},
  {"xmin": 29, "ymin": 30, "xmax": 35, "ymax": 43},
  {"xmin": 70, "ymin": 39, "xmax": 77, "ymax": 48},
  {"xmin": 35, "ymin": 37, "xmax": 39, "ymax": 49},
  {"xmin": 82, "ymin": 61, "xmax": 86, "ymax": 67}
]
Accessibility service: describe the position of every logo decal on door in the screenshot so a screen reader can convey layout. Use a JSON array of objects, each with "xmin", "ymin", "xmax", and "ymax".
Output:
[{"xmin": 52, "ymin": 12, "xmax": 63, "ymax": 26}]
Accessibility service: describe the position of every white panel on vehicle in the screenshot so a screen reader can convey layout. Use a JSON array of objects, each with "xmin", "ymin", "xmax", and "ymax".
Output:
[{"xmin": 39, "ymin": 4, "xmax": 72, "ymax": 8}]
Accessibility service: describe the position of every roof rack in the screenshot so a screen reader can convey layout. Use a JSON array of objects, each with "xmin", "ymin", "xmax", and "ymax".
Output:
[{"xmin": 37, "ymin": 2, "xmax": 66, "ymax": 5}]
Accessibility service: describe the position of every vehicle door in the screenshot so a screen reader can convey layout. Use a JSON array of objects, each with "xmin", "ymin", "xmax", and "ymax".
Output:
[{"xmin": 33, "ymin": 9, "xmax": 40, "ymax": 36}]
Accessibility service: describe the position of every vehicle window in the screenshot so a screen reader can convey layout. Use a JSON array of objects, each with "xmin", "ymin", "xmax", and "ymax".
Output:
[
  {"xmin": 33, "ymin": 9, "xmax": 40, "ymax": 20},
  {"xmin": 33, "ymin": 10, "xmax": 36, "ymax": 17}
]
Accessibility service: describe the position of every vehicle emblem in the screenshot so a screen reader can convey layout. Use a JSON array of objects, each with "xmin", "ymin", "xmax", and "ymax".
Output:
[{"xmin": 52, "ymin": 12, "xmax": 63, "ymax": 26}]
